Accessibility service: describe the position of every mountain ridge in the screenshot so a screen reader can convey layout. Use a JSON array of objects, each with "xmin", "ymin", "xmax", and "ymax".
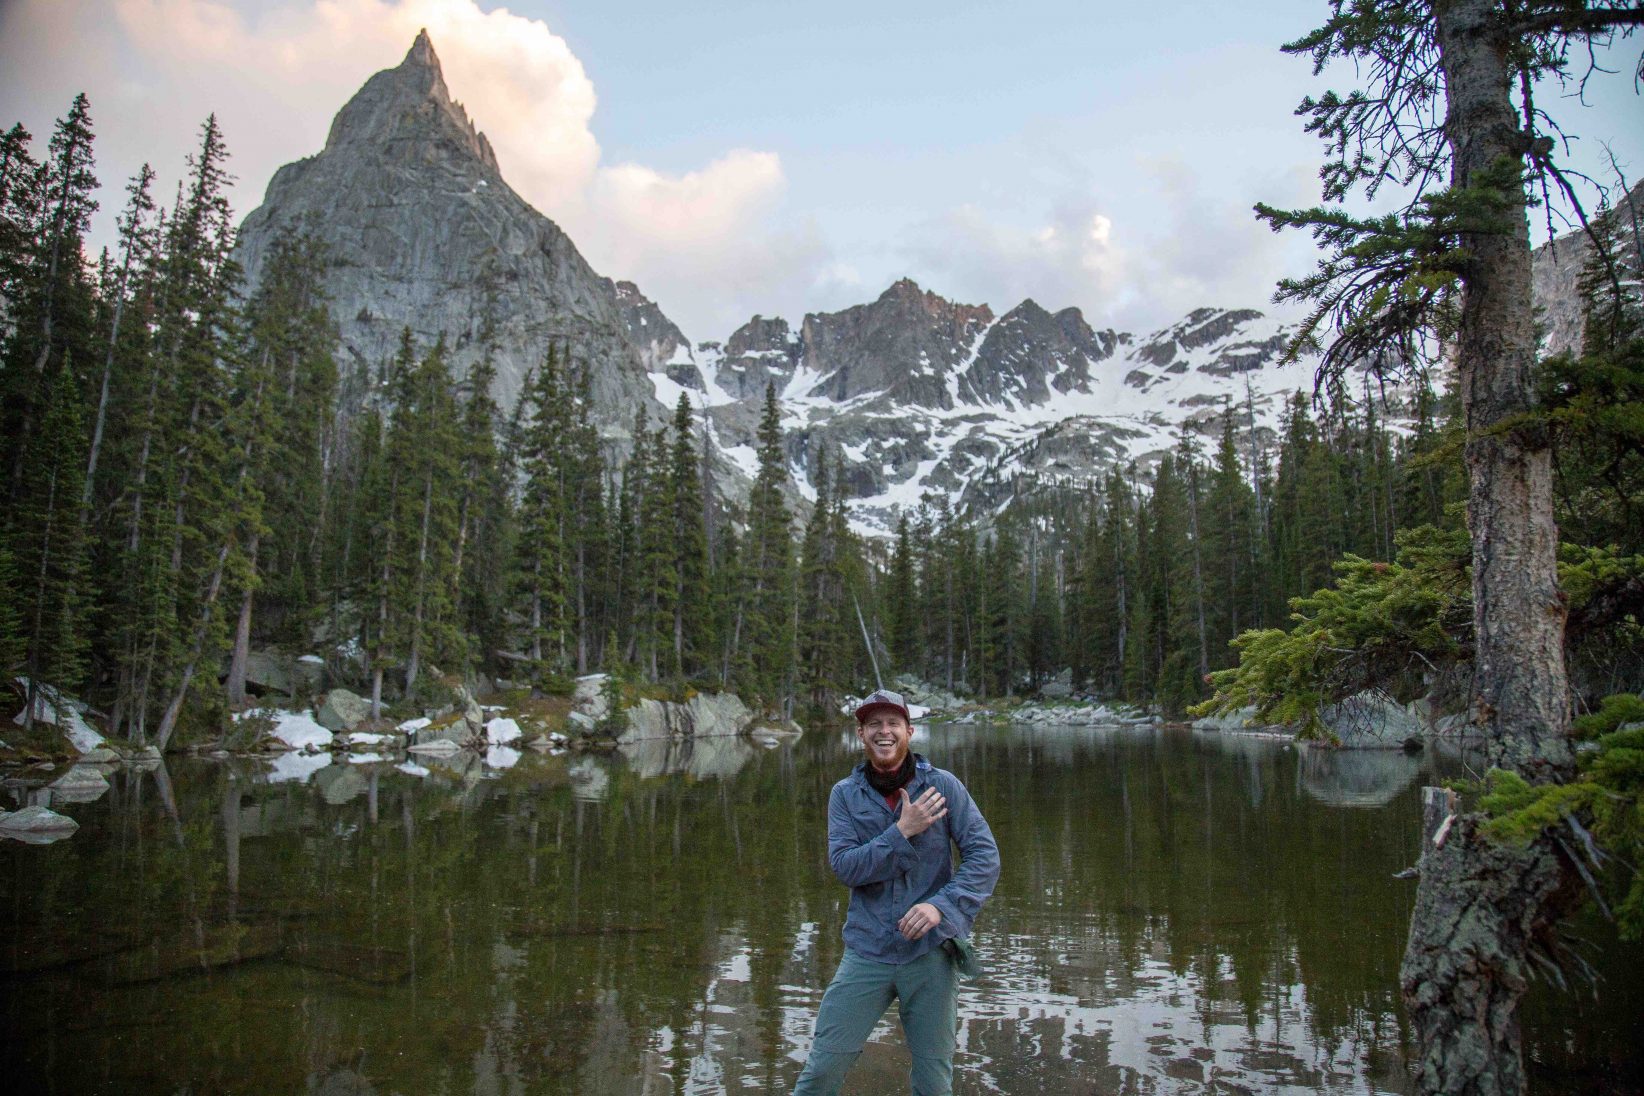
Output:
[{"xmin": 233, "ymin": 32, "xmax": 1615, "ymax": 536}]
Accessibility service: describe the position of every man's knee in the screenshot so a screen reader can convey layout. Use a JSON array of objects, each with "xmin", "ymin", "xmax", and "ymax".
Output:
[
  {"xmin": 909, "ymin": 1053, "xmax": 954, "ymax": 1096},
  {"xmin": 793, "ymin": 1048, "xmax": 860, "ymax": 1095}
]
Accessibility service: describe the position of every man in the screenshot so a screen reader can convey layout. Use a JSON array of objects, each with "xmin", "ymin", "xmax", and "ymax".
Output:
[{"xmin": 793, "ymin": 688, "xmax": 1000, "ymax": 1096}]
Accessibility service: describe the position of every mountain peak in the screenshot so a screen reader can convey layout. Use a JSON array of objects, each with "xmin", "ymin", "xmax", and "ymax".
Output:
[
  {"xmin": 880, "ymin": 277, "xmax": 932, "ymax": 302},
  {"xmin": 404, "ymin": 28, "xmax": 440, "ymax": 73},
  {"xmin": 321, "ymin": 32, "xmax": 497, "ymax": 172}
]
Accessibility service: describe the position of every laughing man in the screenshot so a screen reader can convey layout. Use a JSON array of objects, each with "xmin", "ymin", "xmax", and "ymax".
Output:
[{"xmin": 793, "ymin": 688, "xmax": 1001, "ymax": 1095}]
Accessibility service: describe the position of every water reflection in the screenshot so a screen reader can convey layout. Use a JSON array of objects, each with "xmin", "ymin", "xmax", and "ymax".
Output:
[
  {"xmin": 1297, "ymin": 747, "xmax": 1425, "ymax": 809},
  {"xmin": 0, "ymin": 725, "xmax": 1638, "ymax": 1095}
]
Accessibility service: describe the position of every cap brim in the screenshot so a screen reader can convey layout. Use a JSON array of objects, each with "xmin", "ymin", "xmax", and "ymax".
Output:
[{"xmin": 855, "ymin": 702, "xmax": 911, "ymax": 723}]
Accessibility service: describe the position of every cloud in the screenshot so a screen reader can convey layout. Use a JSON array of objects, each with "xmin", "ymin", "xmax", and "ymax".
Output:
[
  {"xmin": 896, "ymin": 198, "xmax": 1133, "ymax": 324},
  {"xmin": 591, "ymin": 151, "xmax": 785, "ymax": 250},
  {"xmin": 893, "ymin": 156, "xmax": 1322, "ymax": 336},
  {"xmin": 0, "ymin": 0, "xmax": 832, "ymax": 340},
  {"xmin": 577, "ymin": 149, "xmax": 856, "ymax": 339},
  {"xmin": 109, "ymin": 0, "xmax": 601, "ymax": 214}
]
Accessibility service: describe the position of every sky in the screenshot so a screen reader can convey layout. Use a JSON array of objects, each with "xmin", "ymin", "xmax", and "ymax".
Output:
[{"xmin": 1, "ymin": 0, "xmax": 1640, "ymax": 343}]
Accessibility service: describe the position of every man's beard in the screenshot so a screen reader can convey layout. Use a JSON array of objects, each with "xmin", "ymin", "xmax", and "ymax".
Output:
[{"xmin": 865, "ymin": 750, "xmax": 915, "ymax": 796}]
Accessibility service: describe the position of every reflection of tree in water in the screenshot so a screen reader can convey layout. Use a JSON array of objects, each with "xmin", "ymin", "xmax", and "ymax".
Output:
[{"xmin": 0, "ymin": 731, "xmax": 1638, "ymax": 1093}]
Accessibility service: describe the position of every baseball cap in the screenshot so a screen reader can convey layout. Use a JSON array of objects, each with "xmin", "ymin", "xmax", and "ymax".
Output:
[{"xmin": 854, "ymin": 689, "xmax": 911, "ymax": 723}]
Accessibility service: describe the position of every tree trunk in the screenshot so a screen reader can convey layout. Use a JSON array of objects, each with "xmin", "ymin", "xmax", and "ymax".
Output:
[
  {"xmin": 1399, "ymin": 3, "xmax": 1576, "ymax": 1092},
  {"xmin": 153, "ymin": 540, "xmax": 231, "ymax": 752},
  {"xmin": 225, "ymin": 533, "xmax": 257, "ymax": 708},
  {"xmin": 576, "ymin": 540, "xmax": 588, "ymax": 674},
  {"xmin": 405, "ymin": 472, "xmax": 434, "ymax": 695},
  {"xmin": 1186, "ymin": 460, "xmax": 1209, "ymax": 679},
  {"xmin": 83, "ymin": 275, "xmax": 130, "ymax": 508},
  {"xmin": 1401, "ymin": 816, "xmax": 1577, "ymax": 1095}
]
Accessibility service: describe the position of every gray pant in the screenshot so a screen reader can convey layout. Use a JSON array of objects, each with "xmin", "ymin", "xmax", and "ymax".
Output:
[{"xmin": 793, "ymin": 947, "xmax": 958, "ymax": 1095}]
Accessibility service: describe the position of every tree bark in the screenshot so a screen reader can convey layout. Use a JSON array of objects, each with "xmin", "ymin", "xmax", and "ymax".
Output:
[
  {"xmin": 1400, "ymin": 3, "xmax": 1577, "ymax": 1092},
  {"xmin": 1401, "ymin": 817, "xmax": 1578, "ymax": 1095},
  {"xmin": 225, "ymin": 533, "xmax": 257, "ymax": 708}
]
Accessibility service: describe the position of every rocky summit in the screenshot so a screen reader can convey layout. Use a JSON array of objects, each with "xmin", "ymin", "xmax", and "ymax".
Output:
[{"xmin": 234, "ymin": 31, "xmax": 661, "ymax": 428}]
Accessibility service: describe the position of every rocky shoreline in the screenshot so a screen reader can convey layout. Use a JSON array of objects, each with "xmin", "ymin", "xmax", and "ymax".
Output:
[{"xmin": 5, "ymin": 662, "xmax": 1478, "ymax": 847}]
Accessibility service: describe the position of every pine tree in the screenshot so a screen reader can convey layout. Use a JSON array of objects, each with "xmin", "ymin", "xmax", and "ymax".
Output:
[
  {"xmin": 82, "ymin": 164, "xmax": 155, "ymax": 510},
  {"xmin": 886, "ymin": 512, "xmax": 920, "ymax": 674},
  {"xmin": 798, "ymin": 450, "xmax": 858, "ymax": 707},
  {"xmin": 516, "ymin": 346, "xmax": 575, "ymax": 676},
  {"xmin": 3, "ymin": 95, "xmax": 98, "ymax": 495},
  {"xmin": 736, "ymin": 384, "xmax": 794, "ymax": 706},
  {"xmin": 225, "ymin": 226, "xmax": 338, "ymax": 703},
  {"xmin": 981, "ymin": 525, "xmax": 1025, "ymax": 697},
  {"xmin": 452, "ymin": 313, "xmax": 513, "ymax": 670},
  {"xmin": 0, "ymin": 123, "xmax": 40, "ymax": 317},
  {"xmin": 635, "ymin": 416, "xmax": 675, "ymax": 681},
  {"xmin": 11, "ymin": 362, "xmax": 91, "ymax": 726},
  {"xmin": 1202, "ymin": 410, "xmax": 1259, "ymax": 664},
  {"xmin": 360, "ymin": 333, "xmax": 417, "ymax": 718},
  {"xmin": 149, "ymin": 115, "xmax": 248, "ymax": 750},
  {"xmin": 667, "ymin": 393, "xmax": 710, "ymax": 678},
  {"xmin": 1254, "ymin": 7, "xmax": 1644, "ymax": 1086},
  {"xmin": 396, "ymin": 337, "xmax": 462, "ymax": 693},
  {"xmin": 1024, "ymin": 521, "xmax": 1062, "ymax": 690},
  {"xmin": 565, "ymin": 365, "xmax": 606, "ymax": 673}
]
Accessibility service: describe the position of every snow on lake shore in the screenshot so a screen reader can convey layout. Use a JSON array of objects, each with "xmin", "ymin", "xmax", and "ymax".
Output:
[{"xmin": 236, "ymin": 708, "xmax": 334, "ymax": 750}]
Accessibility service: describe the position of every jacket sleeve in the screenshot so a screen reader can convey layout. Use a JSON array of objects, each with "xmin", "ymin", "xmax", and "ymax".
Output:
[
  {"xmin": 827, "ymin": 783, "xmax": 919, "ymax": 887},
  {"xmin": 925, "ymin": 775, "xmax": 1000, "ymax": 941}
]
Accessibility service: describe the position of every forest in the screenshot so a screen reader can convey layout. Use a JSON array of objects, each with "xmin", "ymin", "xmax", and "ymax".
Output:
[{"xmin": 0, "ymin": 95, "xmax": 1641, "ymax": 749}]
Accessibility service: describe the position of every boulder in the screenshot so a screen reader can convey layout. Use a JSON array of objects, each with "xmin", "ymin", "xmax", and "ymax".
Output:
[
  {"xmin": 1038, "ymin": 669, "xmax": 1074, "ymax": 699},
  {"xmin": 573, "ymin": 674, "xmax": 611, "ymax": 722},
  {"xmin": 80, "ymin": 746, "xmax": 121, "ymax": 763},
  {"xmin": 1192, "ymin": 705, "xmax": 1263, "ymax": 733},
  {"xmin": 407, "ymin": 737, "xmax": 461, "ymax": 755},
  {"xmin": 616, "ymin": 691, "xmax": 758, "ymax": 743},
  {"xmin": 891, "ymin": 677, "xmax": 963, "ymax": 711},
  {"xmin": 243, "ymin": 649, "xmax": 293, "ymax": 696},
  {"xmin": 1433, "ymin": 712, "xmax": 1476, "ymax": 738},
  {"xmin": 254, "ymin": 709, "xmax": 335, "ymax": 751},
  {"xmin": 566, "ymin": 710, "xmax": 597, "ymax": 732},
  {"xmin": 485, "ymin": 717, "xmax": 523, "ymax": 745},
  {"xmin": 315, "ymin": 689, "xmax": 372, "ymax": 732},
  {"xmin": 411, "ymin": 715, "xmax": 475, "ymax": 750},
  {"xmin": 685, "ymin": 692, "xmax": 753, "ymax": 737},
  {"xmin": 453, "ymin": 682, "xmax": 485, "ymax": 728},
  {"xmin": 12, "ymin": 679, "xmax": 105, "ymax": 753},
  {"xmin": 293, "ymin": 654, "xmax": 326, "ymax": 693},
  {"xmin": 1319, "ymin": 691, "xmax": 1425, "ymax": 748},
  {"xmin": 0, "ymin": 804, "xmax": 79, "ymax": 842},
  {"xmin": 620, "ymin": 697, "xmax": 684, "ymax": 742},
  {"xmin": 48, "ymin": 765, "xmax": 110, "ymax": 804},
  {"xmin": 748, "ymin": 721, "xmax": 803, "ymax": 748}
]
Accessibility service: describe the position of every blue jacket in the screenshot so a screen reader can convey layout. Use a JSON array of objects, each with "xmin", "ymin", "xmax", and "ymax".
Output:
[{"xmin": 827, "ymin": 754, "xmax": 1000, "ymax": 964}]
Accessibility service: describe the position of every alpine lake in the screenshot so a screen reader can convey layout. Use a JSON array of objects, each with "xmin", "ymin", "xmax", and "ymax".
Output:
[{"xmin": 3, "ymin": 722, "xmax": 1640, "ymax": 1095}]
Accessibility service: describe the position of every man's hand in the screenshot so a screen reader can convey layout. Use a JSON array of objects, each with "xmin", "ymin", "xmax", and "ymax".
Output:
[
  {"xmin": 895, "ymin": 786, "xmax": 947, "ymax": 839},
  {"xmin": 898, "ymin": 901, "xmax": 942, "ymax": 941}
]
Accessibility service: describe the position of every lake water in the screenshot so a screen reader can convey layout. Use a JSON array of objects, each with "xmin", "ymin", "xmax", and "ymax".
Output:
[{"xmin": 2, "ymin": 724, "xmax": 1640, "ymax": 1094}]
